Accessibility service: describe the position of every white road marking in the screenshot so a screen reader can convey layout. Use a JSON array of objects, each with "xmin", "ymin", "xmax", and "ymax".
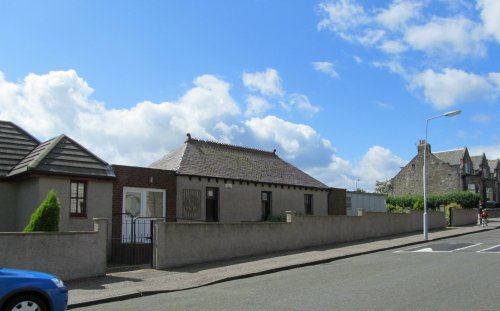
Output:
[{"xmin": 476, "ymin": 244, "xmax": 500, "ymax": 253}]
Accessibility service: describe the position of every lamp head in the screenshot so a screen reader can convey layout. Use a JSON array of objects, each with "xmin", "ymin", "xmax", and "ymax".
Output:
[{"xmin": 444, "ymin": 110, "xmax": 461, "ymax": 117}]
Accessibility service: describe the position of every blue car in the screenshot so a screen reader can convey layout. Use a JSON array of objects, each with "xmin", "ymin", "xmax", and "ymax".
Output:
[{"xmin": 0, "ymin": 268, "xmax": 68, "ymax": 311}]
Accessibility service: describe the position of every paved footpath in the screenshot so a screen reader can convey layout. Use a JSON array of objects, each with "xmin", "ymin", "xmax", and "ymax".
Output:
[{"xmin": 67, "ymin": 220, "xmax": 499, "ymax": 309}]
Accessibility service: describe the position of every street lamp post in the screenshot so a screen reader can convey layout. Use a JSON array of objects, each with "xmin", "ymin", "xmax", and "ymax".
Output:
[{"xmin": 423, "ymin": 109, "xmax": 461, "ymax": 240}]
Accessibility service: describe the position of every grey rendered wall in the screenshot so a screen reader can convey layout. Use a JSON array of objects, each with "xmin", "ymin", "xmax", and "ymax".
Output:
[
  {"xmin": 13, "ymin": 177, "xmax": 113, "ymax": 232},
  {"xmin": 176, "ymin": 176, "xmax": 328, "ymax": 222},
  {"xmin": 0, "ymin": 181, "xmax": 18, "ymax": 231},
  {"xmin": 346, "ymin": 192, "xmax": 387, "ymax": 216},
  {"xmin": 15, "ymin": 178, "xmax": 39, "ymax": 230},
  {"xmin": 153, "ymin": 210, "xmax": 446, "ymax": 268},
  {"xmin": 450, "ymin": 208, "xmax": 478, "ymax": 226},
  {"xmin": 0, "ymin": 219, "xmax": 107, "ymax": 281}
]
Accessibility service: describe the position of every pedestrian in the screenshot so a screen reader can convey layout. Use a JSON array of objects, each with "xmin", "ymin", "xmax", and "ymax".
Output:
[
  {"xmin": 480, "ymin": 208, "xmax": 488, "ymax": 227},
  {"xmin": 478, "ymin": 200, "xmax": 484, "ymax": 226}
]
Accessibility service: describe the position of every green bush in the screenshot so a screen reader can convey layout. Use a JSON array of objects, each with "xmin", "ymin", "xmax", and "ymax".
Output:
[
  {"xmin": 412, "ymin": 200, "xmax": 424, "ymax": 211},
  {"xmin": 444, "ymin": 202, "xmax": 462, "ymax": 227},
  {"xmin": 386, "ymin": 204, "xmax": 406, "ymax": 213},
  {"xmin": 24, "ymin": 190, "xmax": 60, "ymax": 232},
  {"xmin": 387, "ymin": 192, "xmax": 481, "ymax": 210}
]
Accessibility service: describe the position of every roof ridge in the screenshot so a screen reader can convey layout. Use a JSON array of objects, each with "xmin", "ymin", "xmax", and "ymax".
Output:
[
  {"xmin": 27, "ymin": 135, "xmax": 65, "ymax": 170},
  {"xmin": 187, "ymin": 136, "xmax": 276, "ymax": 156},
  {"xmin": 434, "ymin": 147, "xmax": 465, "ymax": 154}
]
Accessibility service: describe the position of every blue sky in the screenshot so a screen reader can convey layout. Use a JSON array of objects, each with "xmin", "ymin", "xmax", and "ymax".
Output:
[{"xmin": 1, "ymin": 0, "xmax": 499, "ymax": 191}]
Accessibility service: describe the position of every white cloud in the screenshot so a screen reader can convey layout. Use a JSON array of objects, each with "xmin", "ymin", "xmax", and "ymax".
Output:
[
  {"xmin": 404, "ymin": 16, "xmax": 486, "ymax": 57},
  {"xmin": 308, "ymin": 145, "xmax": 407, "ymax": 191},
  {"xmin": 379, "ymin": 40, "xmax": 407, "ymax": 54},
  {"xmin": 282, "ymin": 94, "xmax": 322, "ymax": 115},
  {"xmin": 469, "ymin": 145, "xmax": 500, "ymax": 159},
  {"xmin": 245, "ymin": 115, "xmax": 319, "ymax": 156},
  {"xmin": 0, "ymin": 70, "xmax": 241, "ymax": 165},
  {"xmin": 411, "ymin": 68, "xmax": 499, "ymax": 109},
  {"xmin": 477, "ymin": 0, "xmax": 500, "ymax": 42},
  {"xmin": 242, "ymin": 68, "xmax": 284, "ymax": 97},
  {"xmin": 214, "ymin": 122, "xmax": 245, "ymax": 143},
  {"xmin": 471, "ymin": 114, "xmax": 495, "ymax": 124},
  {"xmin": 312, "ymin": 61, "xmax": 340, "ymax": 79},
  {"xmin": 375, "ymin": 0, "xmax": 423, "ymax": 30},
  {"xmin": 317, "ymin": 0, "xmax": 369, "ymax": 34},
  {"xmin": 352, "ymin": 146, "xmax": 407, "ymax": 183},
  {"xmin": 245, "ymin": 95, "xmax": 272, "ymax": 117},
  {"xmin": 353, "ymin": 55, "xmax": 363, "ymax": 63},
  {"xmin": 318, "ymin": 0, "xmax": 495, "ymax": 60}
]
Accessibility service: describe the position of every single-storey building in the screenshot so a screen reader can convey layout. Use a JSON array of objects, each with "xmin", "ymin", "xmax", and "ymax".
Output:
[
  {"xmin": 0, "ymin": 120, "xmax": 115, "ymax": 232},
  {"xmin": 150, "ymin": 134, "xmax": 330, "ymax": 222}
]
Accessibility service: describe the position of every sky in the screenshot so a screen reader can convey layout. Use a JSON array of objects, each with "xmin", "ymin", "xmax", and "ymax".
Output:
[{"xmin": 1, "ymin": 0, "xmax": 499, "ymax": 191}]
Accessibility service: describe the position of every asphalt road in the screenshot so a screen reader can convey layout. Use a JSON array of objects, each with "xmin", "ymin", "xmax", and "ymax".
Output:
[{"xmin": 73, "ymin": 229, "xmax": 500, "ymax": 311}]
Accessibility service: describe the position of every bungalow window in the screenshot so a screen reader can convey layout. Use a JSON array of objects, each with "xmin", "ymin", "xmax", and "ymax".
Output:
[
  {"xmin": 70, "ymin": 181, "xmax": 86, "ymax": 217},
  {"xmin": 304, "ymin": 194, "xmax": 313, "ymax": 215}
]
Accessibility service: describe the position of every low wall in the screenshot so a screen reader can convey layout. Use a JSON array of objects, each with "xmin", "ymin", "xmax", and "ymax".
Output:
[
  {"xmin": 154, "ymin": 210, "xmax": 445, "ymax": 269},
  {"xmin": 450, "ymin": 208, "xmax": 478, "ymax": 227},
  {"xmin": 486, "ymin": 208, "xmax": 500, "ymax": 218},
  {"xmin": 0, "ymin": 219, "xmax": 107, "ymax": 281}
]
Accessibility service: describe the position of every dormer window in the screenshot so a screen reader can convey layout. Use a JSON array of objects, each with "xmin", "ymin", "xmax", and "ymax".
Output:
[
  {"xmin": 483, "ymin": 167, "xmax": 489, "ymax": 179},
  {"xmin": 464, "ymin": 163, "xmax": 471, "ymax": 174}
]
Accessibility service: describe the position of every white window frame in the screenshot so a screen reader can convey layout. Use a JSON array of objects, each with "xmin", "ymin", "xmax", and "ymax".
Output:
[
  {"xmin": 122, "ymin": 187, "xmax": 166, "ymax": 218},
  {"xmin": 468, "ymin": 184, "xmax": 477, "ymax": 193}
]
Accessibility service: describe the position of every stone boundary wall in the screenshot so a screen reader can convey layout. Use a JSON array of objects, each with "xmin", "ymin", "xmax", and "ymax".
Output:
[
  {"xmin": 450, "ymin": 208, "xmax": 478, "ymax": 227},
  {"xmin": 0, "ymin": 219, "xmax": 107, "ymax": 281},
  {"xmin": 153, "ymin": 210, "xmax": 446, "ymax": 269},
  {"xmin": 486, "ymin": 208, "xmax": 500, "ymax": 218}
]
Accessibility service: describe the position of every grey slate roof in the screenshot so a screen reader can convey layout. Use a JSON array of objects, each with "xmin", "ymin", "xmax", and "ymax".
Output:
[
  {"xmin": 8, "ymin": 134, "xmax": 115, "ymax": 179},
  {"xmin": 433, "ymin": 148, "xmax": 465, "ymax": 166},
  {"xmin": 151, "ymin": 137, "xmax": 328, "ymax": 189},
  {"xmin": 0, "ymin": 121, "xmax": 40, "ymax": 177},
  {"xmin": 470, "ymin": 155, "xmax": 484, "ymax": 171},
  {"xmin": 488, "ymin": 159, "xmax": 499, "ymax": 173}
]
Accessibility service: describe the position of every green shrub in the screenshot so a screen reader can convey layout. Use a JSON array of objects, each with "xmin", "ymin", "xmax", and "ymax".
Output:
[
  {"xmin": 386, "ymin": 204, "xmax": 406, "ymax": 213},
  {"xmin": 387, "ymin": 192, "xmax": 481, "ymax": 210},
  {"xmin": 444, "ymin": 202, "xmax": 462, "ymax": 227},
  {"xmin": 24, "ymin": 190, "xmax": 60, "ymax": 232},
  {"xmin": 412, "ymin": 200, "xmax": 424, "ymax": 211}
]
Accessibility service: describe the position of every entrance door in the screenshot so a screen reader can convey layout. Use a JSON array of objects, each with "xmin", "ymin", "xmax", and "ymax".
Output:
[
  {"xmin": 123, "ymin": 188, "xmax": 166, "ymax": 242},
  {"xmin": 262, "ymin": 191, "xmax": 272, "ymax": 220},
  {"xmin": 206, "ymin": 187, "xmax": 219, "ymax": 222}
]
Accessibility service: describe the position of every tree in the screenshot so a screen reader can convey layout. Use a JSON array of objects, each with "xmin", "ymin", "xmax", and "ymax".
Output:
[
  {"xmin": 24, "ymin": 190, "xmax": 60, "ymax": 232},
  {"xmin": 375, "ymin": 180, "xmax": 393, "ymax": 195}
]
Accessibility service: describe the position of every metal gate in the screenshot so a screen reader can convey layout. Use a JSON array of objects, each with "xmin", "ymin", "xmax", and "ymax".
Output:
[{"xmin": 109, "ymin": 213, "xmax": 155, "ymax": 267}]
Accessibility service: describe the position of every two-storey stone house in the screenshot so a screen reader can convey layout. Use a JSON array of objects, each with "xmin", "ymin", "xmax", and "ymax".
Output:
[{"xmin": 391, "ymin": 140, "xmax": 500, "ymax": 202}]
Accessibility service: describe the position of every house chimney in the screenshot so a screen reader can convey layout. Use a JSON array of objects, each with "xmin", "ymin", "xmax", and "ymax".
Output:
[{"xmin": 418, "ymin": 139, "xmax": 431, "ymax": 154}]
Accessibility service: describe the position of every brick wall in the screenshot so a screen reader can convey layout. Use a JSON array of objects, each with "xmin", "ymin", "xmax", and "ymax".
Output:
[{"xmin": 112, "ymin": 165, "xmax": 177, "ymax": 221}]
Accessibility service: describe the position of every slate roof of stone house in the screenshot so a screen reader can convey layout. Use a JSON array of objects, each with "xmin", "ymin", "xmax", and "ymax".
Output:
[
  {"xmin": 433, "ymin": 148, "xmax": 466, "ymax": 166},
  {"xmin": 150, "ymin": 136, "xmax": 328, "ymax": 189},
  {"xmin": 0, "ymin": 121, "xmax": 40, "ymax": 177},
  {"xmin": 488, "ymin": 159, "xmax": 499, "ymax": 174},
  {"xmin": 470, "ymin": 155, "xmax": 485, "ymax": 171},
  {"xmin": 8, "ymin": 134, "xmax": 115, "ymax": 179}
]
